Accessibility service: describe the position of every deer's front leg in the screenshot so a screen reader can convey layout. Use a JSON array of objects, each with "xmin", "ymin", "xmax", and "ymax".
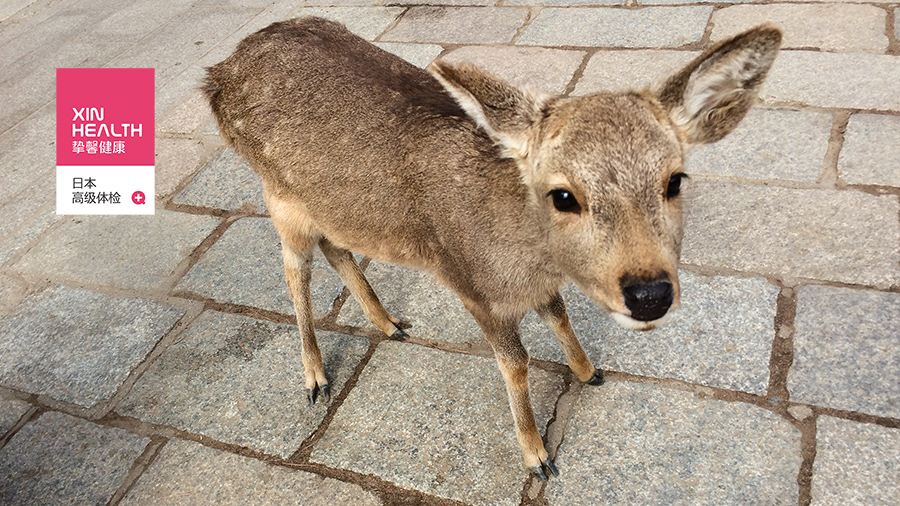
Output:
[
  {"xmin": 475, "ymin": 312, "xmax": 559, "ymax": 480},
  {"xmin": 535, "ymin": 291, "xmax": 604, "ymax": 385}
]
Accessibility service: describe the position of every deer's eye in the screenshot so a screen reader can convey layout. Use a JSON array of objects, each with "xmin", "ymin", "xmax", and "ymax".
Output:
[
  {"xmin": 666, "ymin": 173, "xmax": 687, "ymax": 200},
  {"xmin": 548, "ymin": 189, "xmax": 581, "ymax": 214}
]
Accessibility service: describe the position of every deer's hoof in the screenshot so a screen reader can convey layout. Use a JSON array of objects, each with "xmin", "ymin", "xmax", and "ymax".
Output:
[
  {"xmin": 306, "ymin": 384, "xmax": 331, "ymax": 405},
  {"xmin": 390, "ymin": 328, "xmax": 408, "ymax": 340},
  {"xmin": 531, "ymin": 458, "xmax": 559, "ymax": 481},
  {"xmin": 586, "ymin": 368, "xmax": 604, "ymax": 386}
]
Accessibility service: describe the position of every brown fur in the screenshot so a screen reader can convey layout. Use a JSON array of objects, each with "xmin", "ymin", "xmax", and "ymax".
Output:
[{"xmin": 204, "ymin": 17, "xmax": 781, "ymax": 478}]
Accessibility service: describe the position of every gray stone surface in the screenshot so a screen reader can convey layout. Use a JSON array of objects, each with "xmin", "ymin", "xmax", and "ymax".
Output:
[
  {"xmin": 0, "ymin": 104, "xmax": 55, "ymax": 207},
  {"xmin": 546, "ymin": 381, "xmax": 801, "ymax": 505},
  {"xmin": 70, "ymin": 0, "xmax": 192, "ymax": 44},
  {"xmin": 119, "ymin": 311, "xmax": 368, "ymax": 458},
  {"xmin": 507, "ymin": 0, "xmax": 622, "ymax": 4},
  {"xmin": 374, "ymin": 42, "xmax": 444, "ymax": 68},
  {"xmin": 440, "ymin": 45, "xmax": 585, "ymax": 94},
  {"xmin": 0, "ymin": 273, "xmax": 27, "ymax": 313},
  {"xmin": 0, "ymin": 0, "xmax": 39, "ymax": 21},
  {"xmin": 13, "ymin": 210, "xmax": 219, "ymax": 291},
  {"xmin": 390, "ymin": 0, "xmax": 495, "ymax": 4},
  {"xmin": 812, "ymin": 416, "xmax": 900, "ymax": 505},
  {"xmin": 573, "ymin": 49, "xmax": 699, "ymax": 95},
  {"xmin": 0, "ymin": 286, "xmax": 185, "ymax": 408},
  {"xmin": 640, "ymin": 0, "xmax": 752, "ymax": 3},
  {"xmin": 686, "ymin": 108, "xmax": 833, "ymax": 183},
  {"xmin": 711, "ymin": 4, "xmax": 888, "ymax": 53},
  {"xmin": 292, "ymin": 6, "xmax": 405, "ymax": 40},
  {"xmin": 0, "ymin": 24, "xmax": 127, "ymax": 134},
  {"xmin": 122, "ymin": 438, "xmax": 381, "ymax": 505},
  {"xmin": 788, "ymin": 285, "xmax": 900, "ymax": 418},
  {"xmin": 383, "ymin": 7, "xmax": 529, "ymax": 44},
  {"xmin": 761, "ymin": 51, "xmax": 900, "ymax": 111},
  {"xmin": 336, "ymin": 261, "xmax": 482, "ymax": 344},
  {"xmin": 0, "ymin": 411, "xmax": 149, "ymax": 505},
  {"xmin": 155, "ymin": 137, "xmax": 219, "ymax": 199},
  {"xmin": 177, "ymin": 217, "xmax": 344, "ymax": 317},
  {"xmin": 311, "ymin": 341, "xmax": 564, "ymax": 506},
  {"xmin": 0, "ymin": 397, "xmax": 31, "ymax": 435},
  {"xmin": 173, "ymin": 148, "xmax": 267, "ymax": 213},
  {"xmin": 838, "ymin": 114, "xmax": 900, "ymax": 187},
  {"xmin": 682, "ymin": 182, "xmax": 900, "ymax": 288},
  {"xmin": 157, "ymin": 88, "xmax": 216, "ymax": 135},
  {"xmin": 108, "ymin": 4, "xmax": 262, "ymax": 86},
  {"xmin": 521, "ymin": 271, "xmax": 778, "ymax": 395},
  {"xmin": 0, "ymin": 201, "xmax": 58, "ymax": 269},
  {"xmin": 517, "ymin": 7, "xmax": 712, "ymax": 48}
]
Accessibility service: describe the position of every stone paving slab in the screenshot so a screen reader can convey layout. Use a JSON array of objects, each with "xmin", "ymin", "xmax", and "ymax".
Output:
[
  {"xmin": 158, "ymin": 90, "xmax": 216, "ymax": 135},
  {"xmin": 0, "ymin": 39, "xmax": 125, "ymax": 134},
  {"xmin": 121, "ymin": 438, "xmax": 382, "ymax": 505},
  {"xmin": 682, "ymin": 182, "xmax": 900, "ymax": 288},
  {"xmin": 118, "ymin": 311, "xmax": 369, "ymax": 458},
  {"xmin": 0, "ymin": 8, "xmax": 128, "ymax": 132},
  {"xmin": 506, "ymin": 0, "xmax": 622, "ymax": 5},
  {"xmin": 812, "ymin": 416, "xmax": 900, "ymax": 505},
  {"xmin": 762, "ymin": 51, "xmax": 900, "ymax": 111},
  {"xmin": 0, "ymin": 200, "xmax": 57, "ymax": 269},
  {"xmin": 0, "ymin": 286, "xmax": 185, "ymax": 408},
  {"xmin": 177, "ymin": 217, "xmax": 344, "ymax": 317},
  {"xmin": 173, "ymin": 148, "xmax": 267, "ymax": 213},
  {"xmin": 686, "ymin": 108, "xmax": 832, "ymax": 183},
  {"xmin": 374, "ymin": 42, "xmax": 444, "ymax": 68},
  {"xmin": 155, "ymin": 137, "xmax": 219, "ymax": 199},
  {"xmin": 516, "ymin": 7, "xmax": 712, "ymax": 48},
  {"xmin": 0, "ymin": 396, "xmax": 31, "ymax": 435},
  {"xmin": 710, "ymin": 4, "xmax": 888, "ymax": 53},
  {"xmin": 838, "ymin": 114, "xmax": 900, "ymax": 188},
  {"xmin": 383, "ymin": 6, "xmax": 529, "ymax": 44},
  {"xmin": 0, "ymin": 0, "xmax": 38, "ymax": 21},
  {"xmin": 0, "ymin": 102, "xmax": 56, "ymax": 207},
  {"xmin": 336, "ymin": 261, "xmax": 483, "ymax": 344},
  {"xmin": 293, "ymin": 6, "xmax": 405, "ymax": 40},
  {"xmin": 0, "ymin": 411, "xmax": 149, "ymax": 505},
  {"xmin": 545, "ymin": 381, "xmax": 801, "ymax": 505},
  {"xmin": 13, "ymin": 210, "xmax": 220, "ymax": 292},
  {"xmin": 440, "ymin": 45, "xmax": 585, "ymax": 94},
  {"xmin": 70, "ymin": 0, "xmax": 194, "ymax": 44},
  {"xmin": 521, "ymin": 271, "xmax": 778, "ymax": 395},
  {"xmin": 107, "ymin": 4, "xmax": 263, "ymax": 86},
  {"xmin": 788, "ymin": 285, "xmax": 900, "ymax": 419},
  {"xmin": 190, "ymin": 0, "xmax": 336, "ymax": 71},
  {"xmin": 311, "ymin": 341, "xmax": 564, "ymax": 506},
  {"xmin": 572, "ymin": 49, "xmax": 699, "ymax": 95}
]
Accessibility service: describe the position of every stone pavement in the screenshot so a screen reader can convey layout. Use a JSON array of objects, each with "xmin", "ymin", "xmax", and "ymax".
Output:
[{"xmin": 0, "ymin": 0, "xmax": 898, "ymax": 504}]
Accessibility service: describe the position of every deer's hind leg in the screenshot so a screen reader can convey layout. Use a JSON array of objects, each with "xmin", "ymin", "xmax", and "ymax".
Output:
[
  {"xmin": 318, "ymin": 237, "xmax": 406, "ymax": 339},
  {"xmin": 268, "ymin": 197, "xmax": 330, "ymax": 405}
]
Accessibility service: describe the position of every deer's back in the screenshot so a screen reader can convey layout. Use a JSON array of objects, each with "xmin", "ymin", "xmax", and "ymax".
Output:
[{"xmin": 204, "ymin": 18, "xmax": 548, "ymax": 299}]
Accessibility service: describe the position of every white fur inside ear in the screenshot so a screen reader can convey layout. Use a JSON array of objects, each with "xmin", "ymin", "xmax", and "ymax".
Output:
[
  {"xmin": 676, "ymin": 47, "xmax": 760, "ymax": 127},
  {"xmin": 428, "ymin": 64, "xmax": 532, "ymax": 160},
  {"xmin": 428, "ymin": 65, "xmax": 498, "ymax": 137}
]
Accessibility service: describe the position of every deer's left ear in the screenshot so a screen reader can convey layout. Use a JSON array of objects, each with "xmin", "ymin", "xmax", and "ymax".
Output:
[
  {"xmin": 654, "ymin": 24, "xmax": 782, "ymax": 147},
  {"xmin": 428, "ymin": 60, "xmax": 550, "ymax": 160}
]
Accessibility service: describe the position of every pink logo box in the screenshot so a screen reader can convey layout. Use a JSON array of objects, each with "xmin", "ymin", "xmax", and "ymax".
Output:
[{"xmin": 57, "ymin": 68, "xmax": 154, "ymax": 166}]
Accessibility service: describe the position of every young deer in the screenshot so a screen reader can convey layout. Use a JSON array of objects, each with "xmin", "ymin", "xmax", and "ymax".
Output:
[{"xmin": 204, "ymin": 17, "xmax": 781, "ymax": 480}]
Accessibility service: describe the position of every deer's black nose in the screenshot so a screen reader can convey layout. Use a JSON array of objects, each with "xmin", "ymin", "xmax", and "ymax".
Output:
[{"xmin": 621, "ymin": 279, "xmax": 673, "ymax": 322}]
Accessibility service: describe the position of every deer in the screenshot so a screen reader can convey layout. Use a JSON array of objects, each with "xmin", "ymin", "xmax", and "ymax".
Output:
[{"xmin": 203, "ymin": 17, "xmax": 781, "ymax": 480}]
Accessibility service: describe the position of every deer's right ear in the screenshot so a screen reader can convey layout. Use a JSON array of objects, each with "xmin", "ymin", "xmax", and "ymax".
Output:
[
  {"xmin": 655, "ymin": 24, "xmax": 782, "ymax": 148},
  {"xmin": 428, "ymin": 61, "xmax": 548, "ymax": 160}
]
